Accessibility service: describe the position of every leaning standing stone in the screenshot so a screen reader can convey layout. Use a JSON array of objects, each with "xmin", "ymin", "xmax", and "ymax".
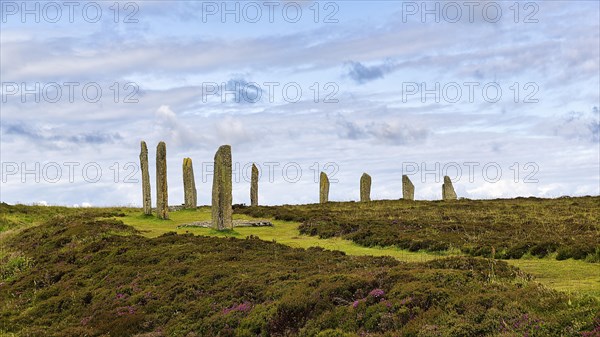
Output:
[
  {"xmin": 139, "ymin": 141, "xmax": 152, "ymax": 215},
  {"xmin": 442, "ymin": 176, "xmax": 457, "ymax": 201},
  {"xmin": 212, "ymin": 145, "xmax": 233, "ymax": 230},
  {"xmin": 182, "ymin": 157, "xmax": 197, "ymax": 209},
  {"xmin": 156, "ymin": 141, "xmax": 169, "ymax": 219},
  {"xmin": 320, "ymin": 172, "xmax": 330, "ymax": 204},
  {"xmin": 250, "ymin": 163, "xmax": 259, "ymax": 207},
  {"xmin": 402, "ymin": 175, "xmax": 415, "ymax": 200},
  {"xmin": 360, "ymin": 173, "xmax": 371, "ymax": 202}
]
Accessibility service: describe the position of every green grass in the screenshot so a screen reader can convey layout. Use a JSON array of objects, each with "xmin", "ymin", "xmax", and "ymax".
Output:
[
  {"xmin": 122, "ymin": 207, "xmax": 448, "ymax": 263},
  {"xmin": 0, "ymin": 251, "xmax": 33, "ymax": 282},
  {"xmin": 120, "ymin": 206, "xmax": 600, "ymax": 298},
  {"xmin": 236, "ymin": 197, "xmax": 600, "ymax": 261},
  {"xmin": 509, "ymin": 258, "xmax": 600, "ymax": 298}
]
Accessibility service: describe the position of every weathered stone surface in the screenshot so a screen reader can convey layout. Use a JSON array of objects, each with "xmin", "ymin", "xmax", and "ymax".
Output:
[
  {"xmin": 168, "ymin": 205, "xmax": 186, "ymax": 212},
  {"xmin": 182, "ymin": 157, "xmax": 197, "ymax": 209},
  {"xmin": 250, "ymin": 163, "xmax": 259, "ymax": 207},
  {"xmin": 320, "ymin": 172, "xmax": 329, "ymax": 204},
  {"xmin": 402, "ymin": 175, "xmax": 415, "ymax": 200},
  {"xmin": 442, "ymin": 176, "xmax": 457, "ymax": 201},
  {"xmin": 156, "ymin": 141, "xmax": 169, "ymax": 219},
  {"xmin": 360, "ymin": 173, "xmax": 371, "ymax": 202},
  {"xmin": 212, "ymin": 145, "xmax": 233, "ymax": 230},
  {"xmin": 139, "ymin": 141, "xmax": 152, "ymax": 215}
]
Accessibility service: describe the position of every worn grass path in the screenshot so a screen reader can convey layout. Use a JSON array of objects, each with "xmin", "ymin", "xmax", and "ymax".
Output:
[{"xmin": 121, "ymin": 207, "xmax": 600, "ymax": 299}]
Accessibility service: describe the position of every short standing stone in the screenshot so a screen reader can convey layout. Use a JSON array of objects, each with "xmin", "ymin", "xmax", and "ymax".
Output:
[
  {"xmin": 250, "ymin": 163, "xmax": 259, "ymax": 207},
  {"xmin": 360, "ymin": 173, "xmax": 371, "ymax": 202},
  {"xmin": 156, "ymin": 141, "xmax": 169, "ymax": 219},
  {"xmin": 139, "ymin": 141, "xmax": 152, "ymax": 215},
  {"xmin": 442, "ymin": 176, "xmax": 457, "ymax": 201},
  {"xmin": 182, "ymin": 157, "xmax": 197, "ymax": 209},
  {"xmin": 212, "ymin": 145, "xmax": 233, "ymax": 230},
  {"xmin": 320, "ymin": 172, "xmax": 330, "ymax": 204},
  {"xmin": 402, "ymin": 175, "xmax": 415, "ymax": 200}
]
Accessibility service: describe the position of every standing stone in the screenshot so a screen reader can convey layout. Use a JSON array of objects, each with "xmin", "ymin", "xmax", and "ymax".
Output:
[
  {"xmin": 250, "ymin": 163, "xmax": 259, "ymax": 207},
  {"xmin": 442, "ymin": 176, "xmax": 457, "ymax": 201},
  {"xmin": 212, "ymin": 145, "xmax": 233, "ymax": 230},
  {"xmin": 139, "ymin": 141, "xmax": 152, "ymax": 215},
  {"xmin": 360, "ymin": 173, "xmax": 371, "ymax": 202},
  {"xmin": 182, "ymin": 158, "xmax": 197, "ymax": 209},
  {"xmin": 402, "ymin": 175, "xmax": 415, "ymax": 200},
  {"xmin": 156, "ymin": 141, "xmax": 169, "ymax": 219},
  {"xmin": 319, "ymin": 172, "xmax": 329, "ymax": 204}
]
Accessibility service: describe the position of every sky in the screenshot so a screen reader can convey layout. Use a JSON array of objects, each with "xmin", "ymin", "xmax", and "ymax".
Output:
[{"xmin": 0, "ymin": 0, "xmax": 599, "ymax": 207}]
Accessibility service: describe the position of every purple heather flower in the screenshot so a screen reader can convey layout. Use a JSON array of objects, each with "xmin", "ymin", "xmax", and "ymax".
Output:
[
  {"xmin": 400, "ymin": 296, "xmax": 413, "ymax": 305},
  {"xmin": 236, "ymin": 302, "xmax": 252, "ymax": 312},
  {"xmin": 369, "ymin": 289, "xmax": 385, "ymax": 298},
  {"xmin": 116, "ymin": 305, "xmax": 136, "ymax": 316},
  {"xmin": 223, "ymin": 302, "xmax": 252, "ymax": 314}
]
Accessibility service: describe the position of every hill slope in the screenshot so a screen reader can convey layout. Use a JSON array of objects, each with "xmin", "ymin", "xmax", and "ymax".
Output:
[
  {"xmin": 236, "ymin": 197, "xmax": 600, "ymax": 262},
  {"xmin": 1, "ymin": 205, "xmax": 599, "ymax": 336}
]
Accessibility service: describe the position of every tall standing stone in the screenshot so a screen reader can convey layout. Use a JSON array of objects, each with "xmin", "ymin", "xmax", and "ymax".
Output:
[
  {"xmin": 442, "ymin": 176, "xmax": 457, "ymax": 201},
  {"xmin": 156, "ymin": 141, "xmax": 169, "ymax": 219},
  {"xmin": 402, "ymin": 175, "xmax": 415, "ymax": 200},
  {"xmin": 320, "ymin": 172, "xmax": 329, "ymax": 204},
  {"xmin": 360, "ymin": 173, "xmax": 371, "ymax": 202},
  {"xmin": 212, "ymin": 145, "xmax": 233, "ymax": 230},
  {"xmin": 182, "ymin": 157, "xmax": 197, "ymax": 209},
  {"xmin": 250, "ymin": 163, "xmax": 259, "ymax": 207},
  {"xmin": 139, "ymin": 141, "xmax": 152, "ymax": 215}
]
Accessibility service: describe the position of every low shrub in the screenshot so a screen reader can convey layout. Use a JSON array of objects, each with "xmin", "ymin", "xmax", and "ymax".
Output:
[
  {"xmin": 0, "ymin": 205, "xmax": 598, "ymax": 336},
  {"xmin": 237, "ymin": 197, "xmax": 600, "ymax": 262}
]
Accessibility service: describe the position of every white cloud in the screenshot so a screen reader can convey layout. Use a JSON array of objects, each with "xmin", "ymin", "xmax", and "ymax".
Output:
[
  {"xmin": 154, "ymin": 105, "xmax": 199, "ymax": 147},
  {"xmin": 216, "ymin": 116, "xmax": 254, "ymax": 145},
  {"xmin": 0, "ymin": 2, "xmax": 598, "ymax": 206}
]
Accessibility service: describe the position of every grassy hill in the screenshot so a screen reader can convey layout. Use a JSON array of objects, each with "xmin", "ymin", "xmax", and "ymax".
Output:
[
  {"xmin": 236, "ymin": 197, "xmax": 600, "ymax": 262},
  {"xmin": 1, "ymin": 199, "xmax": 599, "ymax": 336}
]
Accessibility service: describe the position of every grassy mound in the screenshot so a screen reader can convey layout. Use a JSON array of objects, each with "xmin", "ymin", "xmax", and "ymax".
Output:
[
  {"xmin": 1, "ymin": 207, "xmax": 598, "ymax": 336},
  {"xmin": 235, "ymin": 197, "xmax": 600, "ymax": 262}
]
